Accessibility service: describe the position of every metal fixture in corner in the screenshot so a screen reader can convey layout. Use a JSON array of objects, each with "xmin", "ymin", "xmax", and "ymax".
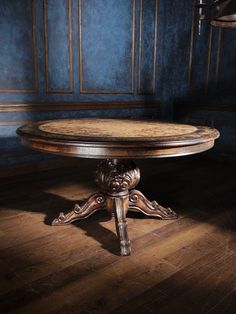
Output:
[{"xmin": 196, "ymin": 0, "xmax": 236, "ymax": 34}]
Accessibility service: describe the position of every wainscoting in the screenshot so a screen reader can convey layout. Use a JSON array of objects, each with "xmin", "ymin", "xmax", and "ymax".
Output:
[
  {"xmin": 174, "ymin": 103, "xmax": 236, "ymax": 157},
  {"xmin": 0, "ymin": 0, "xmax": 163, "ymax": 101},
  {"xmin": 0, "ymin": 101, "xmax": 160, "ymax": 176},
  {"xmin": 0, "ymin": 0, "xmax": 235, "ymax": 173}
]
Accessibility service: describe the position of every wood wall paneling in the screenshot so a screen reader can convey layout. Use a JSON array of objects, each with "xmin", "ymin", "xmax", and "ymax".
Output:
[
  {"xmin": 0, "ymin": 0, "xmax": 38, "ymax": 93},
  {"xmin": 79, "ymin": 0, "xmax": 135, "ymax": 94},
  {"xmin": 0, "ymin": 0, "xmax": 235, "ymax": 102},
  {"xmin": 44, "ymin": 0, "xmax": 73, "ymax": 93},
  {"xmin": 138, "ymin": 0, "xmax": 158, "ymax": 95},
  {"xmin": 0, "ymin": 0, "xmax": 235, "ymax": 172},
  {"xmin": 216, "ymin": 28, "xmax": 236, "ymax": 98},
  {"xmin": 188, "ymin": 5, "xmax": 212, "ymax": 96},
  {"xmin": 188, "ymin": 2, "xmax": 236, "ymax": 101},
  {"xmin": 0, "ymin": 101, "xmax": 160, "ymax": 112},
  {"xmin": 174, "ymin": 103, "xmax": 236, "ymax": 156}
]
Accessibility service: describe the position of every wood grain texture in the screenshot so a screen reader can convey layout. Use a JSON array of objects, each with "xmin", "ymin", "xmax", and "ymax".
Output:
[{"xmin": 0, "ymin": 157, "xmax": 235, "ymax": 313}]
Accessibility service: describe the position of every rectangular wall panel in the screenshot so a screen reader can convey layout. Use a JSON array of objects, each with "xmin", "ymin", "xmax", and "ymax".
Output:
[
  {"xmin": 44, "ymin": 0, "xmax": 73, "ymax": 93},
  {"xmin": 217, "ymin": 29, "xmax": 236, "ymax": 97},
  {"xmin": 138, "ymin": 0, "xmax": 157, "ymax": 95},
  {"xmin": 0, "ymin": 0, "xmax": 37, "ymax": 93},
  {"xmin": 188, "ymin": 6, "xmax": 212, "ymax": 96},
  {"xmin": 79, "ymin": 0, "xmax": 135, "ymax": 94}
]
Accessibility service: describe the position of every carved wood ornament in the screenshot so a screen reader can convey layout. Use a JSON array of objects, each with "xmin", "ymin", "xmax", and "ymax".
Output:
[{"xmin": 52, "ymin": 159, "xmax": 177, "ymax": 256}]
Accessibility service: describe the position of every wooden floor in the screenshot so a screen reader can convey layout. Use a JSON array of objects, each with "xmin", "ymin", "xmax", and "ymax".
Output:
[{"xmin": 0, "ymin": 156, "xmax": 235, "ymax": 314}]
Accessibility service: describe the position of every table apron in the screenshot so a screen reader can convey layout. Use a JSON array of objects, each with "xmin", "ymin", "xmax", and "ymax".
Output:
[{"xmin": 21, "ymin": 137, "xmax": 215, "ymax": 159}]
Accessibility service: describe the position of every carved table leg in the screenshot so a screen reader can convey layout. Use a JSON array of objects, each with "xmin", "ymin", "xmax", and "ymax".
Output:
[
  {"xmin": 129, "ymin": 189, "xmax": 178, "ymax": 219},
  {"xmin": 52, "ymin": 192, "xmax": 106, "ymax": 225},
  {"xmin": 95, "ymin": 159, "xmax": 140, "ymax": 256},
  {"xmin": 107, "ymin": 194, "xmax": 130, "ymax": 256}
]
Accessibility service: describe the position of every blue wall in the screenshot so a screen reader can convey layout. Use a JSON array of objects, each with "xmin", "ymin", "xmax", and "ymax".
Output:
[
  {"xmin": 0, "ymin": 0, "xmax": 164, "ymax": 102},
  {"xmin": 0, "ymin": 0, "xmax": 235, "ymax": 168},
  {"xmin": 173, "ymin": 6, "xmax": 236, "ymax": 156}
]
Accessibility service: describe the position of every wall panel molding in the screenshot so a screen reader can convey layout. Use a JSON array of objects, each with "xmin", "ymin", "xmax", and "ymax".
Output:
[
  {"xmin": 188, "ymin": 2, "xmax": 213, "ymax": 93},
  {"xmin": 79, "ymin": 0, "xmax": 135, "ymax": 94},
  {"xmin": 0, "ymin": 158, "xmax": 79, "ymax": 179},
  {"xmin": 215, "ymin": 28, "xmax": 222, "ymax": 89},
  {"xmin": 0, "ymin": 0, "xmax": 38, "ymax": 93},
  {"xmin": 188, "ymin": 1, "xmax": 226, "ymax": 96},
  {"xmin": 0, "ymin": 101, "xmax": 160, "ymax": 112},
  {"xmin": 205, "ymin": 26, "xmax": 213, "ymax": 94},
  {"xmin": 215, "ymin": 28, "xmax": 236, "ymax": 96},
  {"xmin": 44, "ymin": 0, "xmax": 73, "ymax": 93},
  {"xmin": 138, "ymin": 0, "xmax": 158, "ymax": 95},
  {"xmin": 188, "ymin": 1, "xmax": 196, "ymax": 87},
  {"xmin": 175, "ymin": 102, "xmax": 236, "ymax": 112}
]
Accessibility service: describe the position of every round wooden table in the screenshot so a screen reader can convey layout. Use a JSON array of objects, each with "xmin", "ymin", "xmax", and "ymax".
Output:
[{"xmin": 17, "ymin": 119, "xmax": 219, "ymax": 256}]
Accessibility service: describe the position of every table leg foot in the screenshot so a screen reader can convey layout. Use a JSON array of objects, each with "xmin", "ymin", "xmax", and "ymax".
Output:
[
  {"xmin": 129, "ymin": 189, "xmax": 178, "ymax": 220},
  {"xmin": 52, "ymin": 192, "xmax": 106, "ymax": 226}
]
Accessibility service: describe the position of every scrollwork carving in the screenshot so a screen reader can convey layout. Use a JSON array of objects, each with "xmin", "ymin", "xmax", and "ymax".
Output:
[
  {"xmin": 52, "ymin": 159, "xmax": 178, "ymax": 256},
  {"xmin": 129, "ymin": 189, "xmax": 178, "ymax": 219},
  {"xmin": 95, "ymin": 159, "xmax": 140, "ymax": 194},
  {"xmin": 52, "ymin": 192, "xmax": 106, "ymax": 225}
]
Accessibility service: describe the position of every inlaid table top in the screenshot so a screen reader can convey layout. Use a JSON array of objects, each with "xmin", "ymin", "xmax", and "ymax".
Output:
[{"xmin": 17, "ymin": 118, "xmax": 219, "ymax": 159}]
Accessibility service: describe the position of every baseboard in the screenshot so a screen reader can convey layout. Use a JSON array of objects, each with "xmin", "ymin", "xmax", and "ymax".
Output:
[
  {"xmin": 204, "ymin": 152, "xmax": 236, "ymax": 163},
  {"xmin": 0, "ymin": 158, "xmax": 80, "ymax": 178},
  {"xmin": 175, "ymin": 103, "xmax": 236, "ymax": 112}
]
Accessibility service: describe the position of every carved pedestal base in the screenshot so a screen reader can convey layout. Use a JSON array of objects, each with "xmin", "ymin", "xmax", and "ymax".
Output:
[{"xmin": 52, "ymin": 159, "xmax": 177, "ymax": 256}]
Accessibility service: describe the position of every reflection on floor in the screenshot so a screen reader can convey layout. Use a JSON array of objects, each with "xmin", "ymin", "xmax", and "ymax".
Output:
[{"xmin": 0, "ymin": 156, "xmax": 235, "ymax": 314}]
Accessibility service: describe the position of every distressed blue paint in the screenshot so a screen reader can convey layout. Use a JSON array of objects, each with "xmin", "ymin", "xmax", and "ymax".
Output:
[
  {"xmin": 46, "ymin": 0, "xmax": 71, "ymax": 91},
  {"xmin": 187, "ymin": 18, "xmax": 236, "ymax": 104},
  {"xmin": 0, "ymin": 0, "xmax": 36, "ymax": 90},
  {"xmin": 0, "ymin": 151, "xmax": 55, "ymax": 166},
  {"xmin": 0, "ymin": 125, "xmax": 18, "ymax": 137},
  {"xmin": 0, "ymin": 107, "xmax": 159, "ymax": 123},
  {"xmin": 81, "ymin": 0, "xmax": 133, "ymax": 92},
  {"xmin": 218, "ymin": 29, "xmax": 236, "ymax": 98},
  {"xmin": 206, "ymin": 27, "xmax": 219, "ymax": 99},
  {"xmin": 189, "ymin": 20, "xmax": 211, "ymax": 100},
  {"xmin": 139, "ymin": 0, "xmax": 156, "ymax": 94},
  {"xmin": 0, "ymin": 137, "xmax": 21, "ymax": 150},
  {"xmin": 0, "ymin": 0, "xmax": 235, "ymax": 103},
  {"xmin": 157, "ymin": 0, "xmax": 192, "ymax": 117}
]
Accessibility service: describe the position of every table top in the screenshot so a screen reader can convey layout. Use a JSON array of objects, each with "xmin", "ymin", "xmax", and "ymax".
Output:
[{"xmin": 17, "ymin": 118, "xmax": 220, "ymax": 159}]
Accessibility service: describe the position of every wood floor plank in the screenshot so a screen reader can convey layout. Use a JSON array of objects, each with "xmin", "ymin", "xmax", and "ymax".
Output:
[
  {"xmin": 114, "ymin": 243, "xmax": 236, "ymax": 314},
  {"xmin": 5, "ymin": 209, "xmax": 232, "ymax": 314},
  {"xmin": 150, "ymin": 251, "xmax": 236, "ymax": 314},
  {"xmin": 0, "ymin": 214, "xmax": 185, "ymax": 298},
  {"xmin": 0, "ymin": 157, "xmax": 234, "ymax": 313}
]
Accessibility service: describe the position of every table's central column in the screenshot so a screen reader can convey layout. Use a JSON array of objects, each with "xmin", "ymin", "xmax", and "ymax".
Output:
[
  {"xmin": 95, "ymin": 159, "xmax": 140, "ymax": 195},
  {"xmin": 95, "ymin": 159, "xmax": 140, "ymax": 255}
]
